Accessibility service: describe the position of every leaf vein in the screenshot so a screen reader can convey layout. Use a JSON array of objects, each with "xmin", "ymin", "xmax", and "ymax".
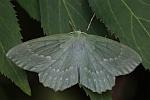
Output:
[
  {"xmin": 138, "ymin": 0, "xmax": 150, "ymax": 6},
  {"xmin": 62, "ymin": 0, "xmax": 87, "ymax": 30},
  {"xmin": 107, "ymin": 0, "xmax": 130, "ymax": 44},
  {"xmin": 121, "ymin": 0, "xmax": 150, "ymax": 37},
  {"xmin": 0, "ymin": 43, "xmax": 26, "ymax": 90}
]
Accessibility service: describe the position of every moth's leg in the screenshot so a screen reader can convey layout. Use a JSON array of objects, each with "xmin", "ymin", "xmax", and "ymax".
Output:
[
  {"xmin": 69, "ymin": 32, "xmax": 74, "ymax": 34},
  {"xmin": 81, "ymin": 32, "xmax": 87, "ymax": 35}
]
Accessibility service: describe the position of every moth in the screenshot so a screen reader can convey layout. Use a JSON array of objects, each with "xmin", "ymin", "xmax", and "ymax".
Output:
[{"xmin": 6, "ymin": 30, "xmax": 142, "ymax": 94}]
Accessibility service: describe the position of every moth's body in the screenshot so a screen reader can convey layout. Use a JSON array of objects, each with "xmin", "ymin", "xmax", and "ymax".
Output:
[
  {"xmin": 72, "ymin": 32, "xmax": 86, "ymax": 68},
  {"xmin": 6, "ymin": 31, "xmax": 142, "ymax": 94}
]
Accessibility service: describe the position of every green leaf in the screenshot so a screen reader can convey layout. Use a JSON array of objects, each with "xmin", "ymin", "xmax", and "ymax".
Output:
[
  {"xmin": 83, "ymin": 87, "xmax": 112, "ymax": 100},
  {"xmin": 39, "ymin": 0, "xmax": 107, "ymax": 36},
  {"xmin": 88, "ymin": 0, "xmax": 150, "ymax": 69},
  {"xmin": 16, "ymin": 0, "xmax": 41, "ymax": 21},
  {"xmin": 0, "ymin": 0, "xmax": 31, "ymax": 95}
]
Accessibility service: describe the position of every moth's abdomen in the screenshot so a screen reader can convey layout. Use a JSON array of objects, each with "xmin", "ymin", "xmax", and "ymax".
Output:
[{"xmin": 73, "ymin": 38, "xmax": 85, "ymax": 68}]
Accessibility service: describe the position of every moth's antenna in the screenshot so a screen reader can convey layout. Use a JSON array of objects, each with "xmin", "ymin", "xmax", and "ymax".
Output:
[
  {"xmin": 86, "ymin": 13, "xmax": 95, "ymax": 31},
  {"xmin": 69, "ymin": 21, "xmax": 76, "ymax": 31}
]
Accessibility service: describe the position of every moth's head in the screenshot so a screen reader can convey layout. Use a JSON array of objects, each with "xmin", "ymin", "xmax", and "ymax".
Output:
[{"xmin": 72, "ymin": 31, "xmax": 87, "ymax": 37}]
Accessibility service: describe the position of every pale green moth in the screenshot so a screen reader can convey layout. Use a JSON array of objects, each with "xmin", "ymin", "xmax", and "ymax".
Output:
[
  {"xmin": 6, "ymin": 14, "xmax": 142, "ymax": 93},
  {"xmin": 6, "ymin": 31, "xmax": 141, "ymax": 94}
]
